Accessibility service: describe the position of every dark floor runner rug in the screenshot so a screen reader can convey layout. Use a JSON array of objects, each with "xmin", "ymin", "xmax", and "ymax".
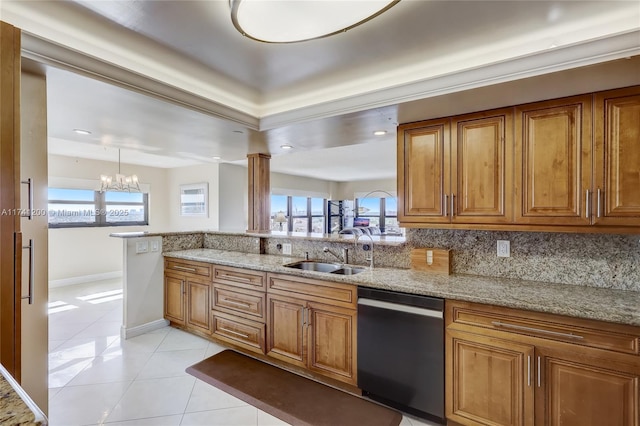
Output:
[{"xmin": 186, "ymin": 350, "xmax": 402, "ymax": 426}]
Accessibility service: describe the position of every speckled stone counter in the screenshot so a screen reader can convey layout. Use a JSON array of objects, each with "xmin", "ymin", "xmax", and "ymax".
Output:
[
  {"xmin": 164, "ymin": 248, "xmax": 640, "ymax": 327},
  {"xmin": 0, "ymin": 365, "xmax": 46, "ymax": 425}
]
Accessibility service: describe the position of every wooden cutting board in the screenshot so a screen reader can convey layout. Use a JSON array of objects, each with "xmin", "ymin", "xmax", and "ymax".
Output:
[{"xmin": 410, "ymin": 248, "xmax": 451, "ymax": 274}]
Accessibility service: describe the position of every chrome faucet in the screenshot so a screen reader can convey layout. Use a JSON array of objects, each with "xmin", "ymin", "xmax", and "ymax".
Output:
[
  {"xmin": 323, "ymin": 246, "xmax": 349, "ymax": 264},
  {"xmin": 339, "ymin": 227, "xmax": 374, "ymax": 269}
]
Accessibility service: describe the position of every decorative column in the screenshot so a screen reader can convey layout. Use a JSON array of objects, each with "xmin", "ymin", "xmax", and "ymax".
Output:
[{"xmin": 247, "ymin": 153, "xmax": 271, "ymax": 232}]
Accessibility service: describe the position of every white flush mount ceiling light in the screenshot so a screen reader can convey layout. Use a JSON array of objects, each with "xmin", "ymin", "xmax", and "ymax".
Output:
[
  {"xmin": 230, "ymin": 0, "xmax": 400, "ymax": 43},
  {"xmin": 99, "ymin": 149, "xmax": 140, "ymax": 193}
]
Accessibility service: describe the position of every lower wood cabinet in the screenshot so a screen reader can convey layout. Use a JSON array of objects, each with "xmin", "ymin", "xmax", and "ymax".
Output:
[
  {"xmin": 446, "ymin": 300, "xmax": 640, "ymax": 426},
  {"xmin": 266, "ymin": 273, "xmax": 357, "ymax": 386},
  {"xmin": 164, "ymin": 260, "xmax": 358, "ymax": 387}
]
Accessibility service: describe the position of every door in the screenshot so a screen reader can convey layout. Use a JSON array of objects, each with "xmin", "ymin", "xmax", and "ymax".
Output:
[
  {"xmin": 593, "ymin": 87, "xmax": 640, "ymax": 226},
  {"xmin": 164, "ymin": 274, "xmax": 185, "ymax": 325},
  {"xmin": 398, "ymin": 118, "xmax": 451, "ymax": 223},
  {"xmin": 307, "ymin": 302, "xmax": 356, "ymax": 384},
  {"xmin": 0, "ymin": 20, "xmax": 21, "ymax": 380},
  {"xmin": 447, "ymin": 329, "xmax": 535, "ymax": 426},
  {"xmin": 536, "ymin": 347, "xmax": 639, "ymax": 426},
  {"xmin": 515, "ymin": 95, "xmax": 592, "ymax": 225},
  {"xmin": 266, "ymin": 293, "xmax": 306, "ymax": 368},
  {"xmin": 19, "ymin": 69, "xmax": 49, "ymax": 413},
  {"xmin": 186, "ymin": 278, "xmax": 211, "ymax": 333},
  {"xmin": 451, "ymin": 108, "xmax": 514, "ymax": 224}
]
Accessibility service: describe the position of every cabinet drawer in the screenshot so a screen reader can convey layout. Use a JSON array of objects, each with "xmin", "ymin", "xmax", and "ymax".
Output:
[
  {"xmin": 165, "ymin": 258, "xmax": 212, "ymax": 278},
  {"xmin": 212, "ymin": 284, "xmax": 265, "ymax": 321},
  {"xmin": 267, "ymin": 273, "xmax": 356, "ymax": 309},
  {"xmin": 214, "ymin": 265, "xmax": 266, "ymax": 291},
  {"xmin": 211, "ymin": 311, "xmax": 266, "ymax": 354},
  {"xmin": 448, "ymin": 301, "xmax": 640, "ymax": 355}
]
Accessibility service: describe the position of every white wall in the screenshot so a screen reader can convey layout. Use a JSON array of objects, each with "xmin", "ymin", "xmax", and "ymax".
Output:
[
  {"xmin": 166, "ymin": 163, "xmax": 220, "ymax": 231},
  {"xmin": 48, "ymin": 154, "xmax": 169, "ymax": 282},
  {"xmin": 272, "ymin": 171, "xmax": 335, "ymax": 197},
  {"xmin": 219, "ymin": 163, "xmax": 248, "ymax": 231},
  {"xmin": 334, "ymin": 178, "xmax": 396, "ymax": 200}
]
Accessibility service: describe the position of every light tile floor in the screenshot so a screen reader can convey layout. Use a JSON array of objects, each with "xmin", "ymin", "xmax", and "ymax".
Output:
[{"xmin": 48, "ymin": 279, "xmax": 439, "ymax": 426}]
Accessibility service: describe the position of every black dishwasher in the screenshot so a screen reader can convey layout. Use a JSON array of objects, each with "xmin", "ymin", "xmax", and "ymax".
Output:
[{"xmin": 357, "ymin": 287, "xmax": 445, "ymax": 424}]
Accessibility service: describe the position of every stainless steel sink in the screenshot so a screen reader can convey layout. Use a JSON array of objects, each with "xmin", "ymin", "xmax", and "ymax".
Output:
[{"xmin": 284, "ymin": 261, "xmax": 366, "ymax": 275}]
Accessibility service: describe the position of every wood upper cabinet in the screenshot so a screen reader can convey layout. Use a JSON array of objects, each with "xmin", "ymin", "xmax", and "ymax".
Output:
[
  {"xmin": 398, "ymin": 118, "xmax": 450, "ymax": 222},
  {"xmin": 515, "ymin": 95, "xmax": 593, "ymax": 225},
  {"xmin": 593, "ymin": 86, "xmax": 640, "ymax": 227},
  {"xmin": 451, "ymin": 109, "xmax": 514, "ymax": 224},
  {"xmin": 535, "ymin": 346, "xmax": 639, "ymax": 426},
  {"xmin": 399, "ymin": 109, "xmax": 513, "ymax": 224},
  {"xmin": 447, "ymin": 329, "xmax": 534, "ymax": 426}
]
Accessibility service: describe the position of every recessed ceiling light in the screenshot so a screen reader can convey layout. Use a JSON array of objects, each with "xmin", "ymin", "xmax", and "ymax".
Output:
[
  {"xmin": 73, "ymin": 129, "xmax": 91, "ymax": 135},
  {"xmin": 212, "ymin": 156, "xmax": 221, "ymax": 160},
  {"xmin": 280, "ymin": 144, "xmax": 294, "ymax": 150},
  {"xmin": 373, "ymin": 130, "xmax": 387, "ymax": 136}
]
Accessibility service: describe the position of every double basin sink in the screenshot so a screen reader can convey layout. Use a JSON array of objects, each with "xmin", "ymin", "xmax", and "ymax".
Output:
[{"xmin": 284, "ymin": 260, "xmax": 366, "ymax": 275}]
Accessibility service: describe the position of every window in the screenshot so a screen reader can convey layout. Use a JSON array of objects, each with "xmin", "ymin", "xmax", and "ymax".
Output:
[
  {"xmin": 270, "ymin": 195, "xmax": 326, "ymax": 233},
  {"xmin": 48, "ymin": 188, "xmax": 148, "ymax": 228},
  {"xmin": 180, "ymin": 183, "xmax": 208, "ymax": 217},
  {"xmin": 355, "ymin": 196, "xmax": 400, "ymax": 234}
]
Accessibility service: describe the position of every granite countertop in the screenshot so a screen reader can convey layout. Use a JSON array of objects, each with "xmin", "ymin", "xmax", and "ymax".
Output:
[
  {"xmin": 0, "ymin": 364, "xmax": 47, "ymax": 425},
  {"xmin": 164, "ymin": 248, "xmax": 640, "ymax": 327}
]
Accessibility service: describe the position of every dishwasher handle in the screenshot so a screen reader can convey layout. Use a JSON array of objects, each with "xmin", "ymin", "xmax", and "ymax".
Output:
[{"xmin": 358, "ymin": 298, "xmax": 443, "ymax": 319}]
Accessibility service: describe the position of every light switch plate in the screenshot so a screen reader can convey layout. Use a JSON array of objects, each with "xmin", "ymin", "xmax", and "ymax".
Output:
[
  {"xmin": 151, "ymin": 241, "xmax": 159, "ymax": 252},
  {"xmin": 282, "ymin": 243, "xmax": 292, "ymax": 255},
  {"xmin": 136, "ymin": 241, "xmax": 149, "ymax": 254}
]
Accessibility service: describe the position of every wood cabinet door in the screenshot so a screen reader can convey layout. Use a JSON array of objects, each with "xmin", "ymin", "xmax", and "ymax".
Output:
[
  {"xmin": 515, "ymin": 95, "xmax": 592, "ymax": 225},
  {"xmin": 451, "ymin": 109, "xmax": 514, "ymax": 224},
  {"xmin": 447, "ymin": 329, "xmax": 535, "ymax": 426},
  {"xmin": 536, "ymin": 347, "xmax": 639, "ymax": 426},
  {"xmin": 593, "ymin": 87, "xmax": 640, "ymax": 226},
  {"xmin": 398, "ymin": 118, "xmax": 451, "ymax": 223},
  {"xmin": 164, "ymin": 274, "xmax": 185, "ymax": 325},
  {"xmin": 266, "ymin": 293, "xmax": 306, "ymax": 368},
  {"xmin": 307, "ymin": 302, "xmax": 356, "ymax": 385},
  {"xmin": 186, "ymin": 278, "xmax": 211, "ymax": 333}
]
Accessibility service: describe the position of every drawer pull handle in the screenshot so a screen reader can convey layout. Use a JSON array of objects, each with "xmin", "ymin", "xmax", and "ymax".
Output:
[
  {"xmin": 223, "ymin": 298, "xmax": 252, "ymax": 307},
  {"xmin": 219, "ymin": 328, "xmax": 250, "ymax": 339},
  {"xmin": 173, "ymin": 265, "xmax": 197, "ymax": 272},
  {"xmin": 491, "ymin": 321, "xmax": 584, "ymax": 340},
  {"xmin": 537, "ymin": 356, "xmax": 542, "ymax": 387},
  {"xmin": 219, "ymin": 273, "xmax": 253, "ymax": 282}
]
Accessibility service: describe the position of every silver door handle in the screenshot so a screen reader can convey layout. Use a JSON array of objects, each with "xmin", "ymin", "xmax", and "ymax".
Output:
[
  {"xmin": 21, "ymin": 178, "xmax": 33, "ymax": 220},
  {"xmin": 173, "ymin": 265, "xmax": 197, "ymax": 272},
  {"xmin": 537, "ymin": 356, "xmax": 541, "ymax": 387},
  {"xmin": 450, "ymin": 193, "xmax": 455, "ymax": 218},
  {"xmin": 585, "ymin": 189, "xmax": 591, "ymax": 219},
  {"xmin": 597, "ymin": 188, "xmax": 602, "ymax": 218},
  {"xmin": 527, "ymin": 355, "xmax": 531, "ymax": 387},
  {"xmin": 22, "ymin": 239, "xmax": 34, "ymax": 305},
  {"xmin": 443, "ymin": 194, "xmax": 448, "ymax": 217},
  {"xmin": 223, "ymin": 298, "xmax": 252, "ymax": 307},
  {"xmin": 219, "ymin": 328, "xmax": 249, "ymax": 339}
]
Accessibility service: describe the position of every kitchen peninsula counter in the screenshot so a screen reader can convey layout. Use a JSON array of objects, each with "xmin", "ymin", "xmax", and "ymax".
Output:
[{"xmin": 164, "ymin": 248, "xmax": 640, "ymax": 327}]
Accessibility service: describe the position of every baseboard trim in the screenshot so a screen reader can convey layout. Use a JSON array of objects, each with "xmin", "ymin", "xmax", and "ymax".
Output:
[
  {"xmin": 49, "ymin": 271, "xmax": 122, "ymax": 288},
  {"xmin": 121, "ymin": 319, "xmax": 169, "ymax": 340}
]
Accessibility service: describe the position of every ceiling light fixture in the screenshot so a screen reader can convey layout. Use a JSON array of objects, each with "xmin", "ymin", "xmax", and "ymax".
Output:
[
  {"xmin": 99, "ymin": 149, "xmax": 140, "ymax": 193},
  {"xmin": 280, "ymin": 144, "xmax": 293, "ymax": 150},
  {"xmin": 230, "ymin": 0, "xmax": 400, "ymax": 43},
  {"xmin": 373, "ymin": 130, "xmax": 387, "ymax": 136},
  {"xmin": 212, "ymin": 156, "xmax": 221, "ymax": 160},
  {"xmin": 73, "ymin": 128, "xmax": 92, "ymax": 135}
]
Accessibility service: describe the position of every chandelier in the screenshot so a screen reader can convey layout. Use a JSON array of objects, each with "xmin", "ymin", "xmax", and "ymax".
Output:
[
  {"xmin": 230, "ymin": 0, "xmax": 400, "ymax": 43},
  {"xmin": 99, "ymin": 149, "xmax": 140, "ymax": 193}
]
